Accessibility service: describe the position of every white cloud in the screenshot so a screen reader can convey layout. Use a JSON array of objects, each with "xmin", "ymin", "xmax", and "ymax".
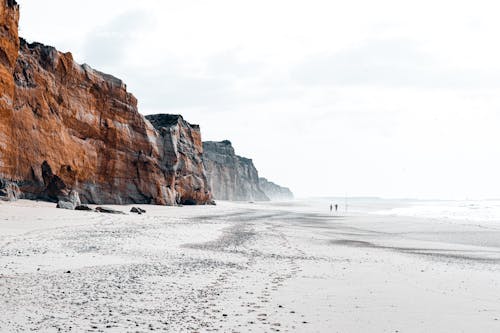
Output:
[
  {"xmin": 83, "ymin": 10, "xmax": 154, "ymax": 68},
  {"xmin": 293, "ymin": 38, "xmax": 500, "ymax": 89}
]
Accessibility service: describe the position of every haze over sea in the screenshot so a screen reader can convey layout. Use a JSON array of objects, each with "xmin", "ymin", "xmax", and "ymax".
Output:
[{"xmin": 300, "ymin": 197, "xmax": 500, "ymax": 224}]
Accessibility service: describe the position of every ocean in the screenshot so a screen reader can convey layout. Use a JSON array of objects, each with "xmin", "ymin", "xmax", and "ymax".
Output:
[{"xmin": 296, "ymin": 197, "xmax": 500, "ymax": 224}]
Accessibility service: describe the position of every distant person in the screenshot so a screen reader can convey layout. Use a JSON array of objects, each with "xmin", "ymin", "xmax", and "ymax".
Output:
[
  {"xmin": 335, "ymin": 204, "xmax": 338, "ymax": 212},
  {"xmin": 330, "ymin": 204, "xmax": 333, "ymax": 212}
]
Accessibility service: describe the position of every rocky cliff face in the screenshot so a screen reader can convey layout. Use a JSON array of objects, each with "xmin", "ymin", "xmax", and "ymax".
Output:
[
  {"xmin": 259, "ymin": 178, "xmax": 294, "ymax": 201},
  {"xmin": 203, "ymin": 140, "xmax": 269, "ymax": 202},
  {"xmin": 12, "ymin": 39, "xmax": 167, "ymax": 204},
  {"xmin": 0, "ymin": 0, "xmax": 20, "ymax": 184},
  {"xmin": 0, "ymin": 0, "xmax": 213, "ymax": 205},
  {"xmin": 146, "ymin": 114, "xmax": 213, "ymax": 205}
]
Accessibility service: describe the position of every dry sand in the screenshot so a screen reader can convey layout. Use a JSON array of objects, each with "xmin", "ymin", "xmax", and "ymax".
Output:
[{"xmin": 1, "ymin": 200, "xmax": 500, "ymax": 332}]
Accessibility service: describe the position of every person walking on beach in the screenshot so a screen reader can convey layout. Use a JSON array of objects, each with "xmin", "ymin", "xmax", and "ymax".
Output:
[
  {"xmin": 330, "ymin": 204, "xmax": 333, "ymax": 212},
  {"xmin": 335, "ymin": 204, "xmax": 338, "ymax": 212}
]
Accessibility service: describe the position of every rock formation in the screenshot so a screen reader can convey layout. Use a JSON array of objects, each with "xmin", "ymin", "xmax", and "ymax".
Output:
[
  {"xmin": 202, "ymin": 140, "xmax": 269, "ymax": 202},
  {"xmin": 0, "ymin": 0, "xmax": 20, "ymax": 184},
  {"xmin": 259, "ymin": 178, "xmax": 294, "ymax": 201},
  {"xmin": 0, "ymin": 179, "xmax": 20, "ymax": 201},
  {"xmin": 0, "ymin": 0, "xmax": 213, "ymax": 205},
  {"xmin": 146, "ymin": 114, "xmax": 213, "ymax": 205}
]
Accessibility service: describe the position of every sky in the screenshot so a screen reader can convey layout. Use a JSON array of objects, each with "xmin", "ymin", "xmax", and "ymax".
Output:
[{"xmin": 16, "ymin": 0, "xmax": 500, "ymax": 199}]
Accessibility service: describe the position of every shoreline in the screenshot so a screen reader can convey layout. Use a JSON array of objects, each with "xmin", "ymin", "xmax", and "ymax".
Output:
[{"xmin": 1, "ymin": 200, "xmax": 500, "ymax": 332}]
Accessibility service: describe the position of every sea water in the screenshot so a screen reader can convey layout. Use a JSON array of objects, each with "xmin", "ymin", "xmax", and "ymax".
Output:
[
  {"xmin": 295, "ymin": 197, "xmax": 500, "ymax": 224},
  {"xmin": 373, "ymin": 199, "xmax": 500, "ymax": 223}
]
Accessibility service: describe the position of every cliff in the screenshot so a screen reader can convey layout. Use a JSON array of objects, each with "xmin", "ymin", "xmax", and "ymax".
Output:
[
  {"xmin": 0, "ymin": 0, "xmax": 213, "ymax": 205},
  {"xmin": 0, "ymin": 0, "xmax": 20, "ymax": 187},
  {"xmin": 202, "ymin": 140, "xmax": 269, "ymax": 202},
  {"xmin": 259, "ymin": 177, "xmax": 294, "ymax": 201},
  {"xmin": 146, "ymin": 114, "xmax": 213, "ymax": 205}
]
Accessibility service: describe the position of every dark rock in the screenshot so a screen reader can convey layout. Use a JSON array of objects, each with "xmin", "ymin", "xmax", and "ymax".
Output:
[
  {"xmin": 130, "ymin": 207, "xmax": 146, "ymax": 214},
  {"xmin": 41, "ymin": 161, "xmax": 68, "ymax": 201},
  {"xmin": 75, "ymin": 205, "xmax": 92, "ymax": 211},
  {"xmin": 181, "ymin": 199, "xmax": 197, "ymax": 206},
  {"xmin": 6, "ymin": 1, "xmax": 18, "ymax": 9},
  {"xmin": 95, "ymin": 207, "xmax": 126, "ymax": 215},
  {"xmin": 0, "ymin": 180, "xmax": 21, "ymax": 201}
]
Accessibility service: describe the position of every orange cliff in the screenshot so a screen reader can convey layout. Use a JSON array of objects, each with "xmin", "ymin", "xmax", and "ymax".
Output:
[
  {"xmin": 0, "ymin": 0, "xmax": 19, "ymax": 180},
  {"xmin": 0, "ymin": 0, "xmax": 213, "ymax": 205}
]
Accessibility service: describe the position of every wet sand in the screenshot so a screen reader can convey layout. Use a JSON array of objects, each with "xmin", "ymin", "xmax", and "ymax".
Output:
[{"xmin": 1, "ymin": 200, "xmax": 500, "ymax": 332}]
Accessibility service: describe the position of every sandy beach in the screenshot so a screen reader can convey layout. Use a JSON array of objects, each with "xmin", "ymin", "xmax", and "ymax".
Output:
[{"xmin": 1, "ymin": 199, "xmax": 500, "ymax": 332}]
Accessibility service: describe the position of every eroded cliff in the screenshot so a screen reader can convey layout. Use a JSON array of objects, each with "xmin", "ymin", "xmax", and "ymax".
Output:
[
  {"xmin": 0, "ymin": 0, "xmax": 20, "ymax": 184},
  {"xmin": 146, "ymin": 114, "xmax": 213, "ymax": 205},
  {"xmin": 0, "ymin": 0, "xmax": 213, "ymax": 205},
  {"xmin": 202, "ymin": 140, "xmax": 269, "ymax": 202},
  {"xmin": 259, "ymin": 177, "xmax": 294, "ymax": 201}
]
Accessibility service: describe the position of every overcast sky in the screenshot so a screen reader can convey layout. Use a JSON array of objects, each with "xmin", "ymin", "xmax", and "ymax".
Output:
[{"xmin": 16, "ymin": 0, "xmax": 500, "ymax": 199}]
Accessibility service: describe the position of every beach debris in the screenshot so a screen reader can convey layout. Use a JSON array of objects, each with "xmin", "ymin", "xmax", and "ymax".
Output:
[
  {"xmin": 95, "ymin": 207, "xmax": 126, "ymax": 215},
  {"xmin": 130, "ymin": 207, "xmax": 146, "ymax": 214}
]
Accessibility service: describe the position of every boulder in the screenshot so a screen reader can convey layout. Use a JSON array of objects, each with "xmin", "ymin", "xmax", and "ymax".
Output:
[
  {"xmin": 130, "ymin": 207, "xmax": 146, "ymax": 214},
  {"xmin": 75, "ymin": 205, "xmax": 92, "ymax": 211},
  {"xmin": 95, "ymin": 207, "xmax": 126, "ymax": 215},
  {"xmin": 56, "ymin": 201, "xmax": 75, "ymax": 210},
  {"xmin": 0, "ymin": 180, "xmax": 21, "ymax": 201}
]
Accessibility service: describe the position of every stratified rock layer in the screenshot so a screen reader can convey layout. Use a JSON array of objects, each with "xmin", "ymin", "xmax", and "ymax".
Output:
[
  {"xmin": 0, "ymin": 1, "xmax": 20, "ymax": 178},
  {"xmin": 146, "ymin": 114, "xmax": 213, "ymax": 205},
  {"xmin": 203, "ymin": 141, "xmax": 269, "ymax": 202},
  {"xmin": 259, "ymin": 177, "xmax": 294, "ymax": 201},
  {"xmin": 0, "ymin": 0, "xmax": 213, "ymax": 205},
  {"xmin": 12, "ymin": 39, "xmax": 165, "ymax": 204}
]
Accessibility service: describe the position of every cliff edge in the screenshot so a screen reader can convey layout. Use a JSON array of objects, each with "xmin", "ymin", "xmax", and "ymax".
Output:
[{"xmin": 0, "ymin": 1, "xmax": 213, "ymax": 205}]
